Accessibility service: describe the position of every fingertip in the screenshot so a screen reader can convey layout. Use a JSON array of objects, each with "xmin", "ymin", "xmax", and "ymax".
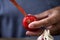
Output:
[
  {"xmin": 26, "ymin": 31, "xmax": 30, "ymax": 35},
  {"xmin": 28, "ymin": 21, "xmax": 40, "ymax": 28},
  {"xmin": 28, "ymin": 22, "xmax": 35, "ymax": 28},
  {"xmin": 26, "ymin": 31, "xmax": 33, "ymax": 36},
  {"xmin": 28, "ymin": 24, "xmax": 34, "ymax": 28}
]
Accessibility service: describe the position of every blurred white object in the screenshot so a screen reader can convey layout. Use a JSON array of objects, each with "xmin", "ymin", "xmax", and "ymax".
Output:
[{"xmin": 37, "ymin": 29, "xmax": 54, "ymax": 40}]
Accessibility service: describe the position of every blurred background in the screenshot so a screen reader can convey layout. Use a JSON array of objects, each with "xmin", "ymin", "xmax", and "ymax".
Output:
[{"xmin": 0, "ymin": 0, "xmax": 60, "ymax": 40}]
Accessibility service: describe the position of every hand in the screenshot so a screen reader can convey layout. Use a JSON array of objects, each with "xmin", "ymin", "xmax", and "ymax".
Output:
[{"xmin": 26, "ymin": 6, "xmax": 60, "ymax": 36}]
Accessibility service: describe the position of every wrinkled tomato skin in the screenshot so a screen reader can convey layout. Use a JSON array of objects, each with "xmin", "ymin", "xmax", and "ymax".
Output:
[{"xmin": 23, "ymin": 15, "xmax": 39, "ymax": 31}]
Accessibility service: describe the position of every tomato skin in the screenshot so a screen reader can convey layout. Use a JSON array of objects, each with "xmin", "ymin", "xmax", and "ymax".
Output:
[{"xmin": 23, "ymin": 15, "xmax": 39, "ymax": 31}]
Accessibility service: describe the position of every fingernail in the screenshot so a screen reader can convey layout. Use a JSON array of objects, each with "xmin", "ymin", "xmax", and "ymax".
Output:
[{"xmin": 28, "ymin": 25, "xmax": 34, "ymax": 28}]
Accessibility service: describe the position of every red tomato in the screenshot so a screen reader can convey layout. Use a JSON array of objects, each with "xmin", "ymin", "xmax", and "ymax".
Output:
[{"xmin": 23, "ymin": 15, "xmax": 39, "ymax": 31}]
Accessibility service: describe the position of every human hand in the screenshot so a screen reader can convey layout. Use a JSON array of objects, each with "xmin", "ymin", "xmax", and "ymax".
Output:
[{"xmin": 26, "ymin": 6, "xmax": 60, "ymax": 36}]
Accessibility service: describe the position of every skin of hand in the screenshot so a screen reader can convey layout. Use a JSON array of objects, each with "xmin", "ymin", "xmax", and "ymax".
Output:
[{"xmin": 26, "ymin": 6, "xmax": 60, "ymax": 36}]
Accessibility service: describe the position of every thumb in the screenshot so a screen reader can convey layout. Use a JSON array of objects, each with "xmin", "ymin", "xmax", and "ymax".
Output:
[{"xmin": 28, "ymin": 11, "xmax": 59, "ymax": 28}]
